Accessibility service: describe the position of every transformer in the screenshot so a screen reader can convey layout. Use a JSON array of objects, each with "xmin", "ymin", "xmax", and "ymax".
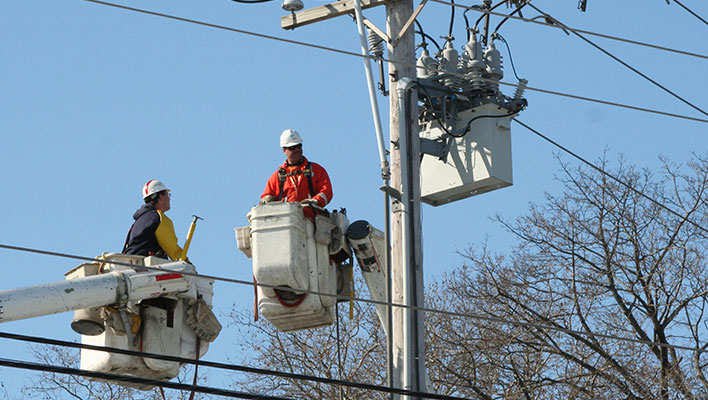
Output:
[{"xmin": 416, "ymin": 32, "xmax": 527, "ymax": 206}]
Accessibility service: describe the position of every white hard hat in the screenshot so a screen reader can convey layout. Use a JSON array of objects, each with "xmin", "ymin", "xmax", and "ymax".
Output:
[
  {"xmin": 280, "ymin": 129, "xmax": 303, "ymax": 148},
  {"xmin": 142, "ymin": 179, "xmax": 170, "ymax": 200}
]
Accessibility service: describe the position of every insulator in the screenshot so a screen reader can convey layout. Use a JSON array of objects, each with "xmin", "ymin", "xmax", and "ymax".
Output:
[
  {"xmin": 367, "ymin": 28, "xmax": 384, "ymax": 58},
  {"xmin": 462, "ymin": 32, "xmax": 485, "ymax": 71},
  {"xmin": 460, "ymin": 71, "xmax": 484, "ymax": 94},
  {"xmin": 484, "ymin": 40, "xmax": 503, "ymax": 80},
  {"xmin": 416, "ymin": 48, "xmax": 438, "ymax": 79},
  {"xmin": 482, "ymin": 40, "xmax": 503, "ymax": 92},
  {"xmin": 513, "ymin": 78, "xmax": 528, "ymax": 100},
  {"xmin": 459, "ymin": 32, "xmax": 486, "ymax": 94},
  {"xmin": 439, "ymin": 40, "xmax": 461, "ymax": 90}
]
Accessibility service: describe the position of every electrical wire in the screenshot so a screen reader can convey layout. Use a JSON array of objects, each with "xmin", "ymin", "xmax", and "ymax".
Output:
[
  {"xmin": 447, "ymin": 0, "xmax": 455, "ymax": 37},
  {"xmin": 16, "ymin": 0, "xmax": 703, "ymax": 342},
  {"xmin": 524, "ymin": 2, "xmax": 708, "ymax": 119},
  {"xmin": 417, "ymin": 82, "xmax": 453, "ymax": 136},
  {"xmin": 473, "ymin": 0, "xmax": 506, "ymax": 31},
  {"xmin": 229, "ymin": 0, "xmax": 274, "ymax": 3},
  {"xmin": 463, "ymin": 8, "xmax": 472, "ymax": 40},
  {"xmin": 416, "ymin": 31, "xmax": 442, "ymax": 52},
  {"xmin": 8, "ymin": 1, "xmax": 702, "ymax": 395},
  {"xmin": 492, "ymin": 0, "xmax": 529, "ymax": 34},
  {"xmin": 493, "ymin": 33, "xmax": 521, "ymax": 81},
  {"xmin": 335, "ymin": 304, "xmax": 344, "ymax": 400},
  {"xmin": 2, "ymin": 242, "xmax": 708, "ymax": 357},
  {"xmin": 430, "ymin": 0, "xmax": 708, "ymax": 61},
  {"xmin": 0, "ymin": 0, "xmax": 701, "ymax": 304},
  {"xmin": 495, "ymin": 79, "xmax": 708, "ymax": 124},
  {"xmin": 672, "ymin": 0, "xmax": 708, "ymax": 28},
  {"xmin": 0, "ymin": 242, "xmax": 437, "ymax": 315},
  {"xmin": 0, "ymin": 357, "xmax": 296, "ymax": 400},
  {"xmin": 0, "ymin": 331, "xmax": 472, "ymax": 400},
  {"xmin": 456, "ymin": 111, "xmax": 519, "ymax": 137},
  {"xmin": 76, "ymin": 0, "xmax": 708, "ymax": 126},
  {"xmin": 513, "ymin": 117, "xmax": 708, "ymax": 237},
  {"xmin": 414, "ymin": 19, "xmax": 442, "ymax": 52},
  {"xmin": 414, "ymin": 19, "xmax": 427, "ymax": 45},
  {"xmin": 79, "ymin": 0, "xmax": 376, "ymax": 61}
]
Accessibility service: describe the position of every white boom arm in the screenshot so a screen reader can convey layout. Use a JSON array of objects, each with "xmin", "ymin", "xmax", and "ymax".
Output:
[{"xmin": 0, "ymin": 262, "xmax": 191, "ymax": 324}]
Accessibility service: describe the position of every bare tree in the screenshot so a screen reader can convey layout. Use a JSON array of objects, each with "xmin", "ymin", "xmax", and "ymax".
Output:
[
  {"xmin": 21, "ymin": 344, "xmax": 208, "ymax": 400},
  {"xmin": 426, "ymin": 153, "xmax": 708, "ymax": 399},
  {"xmin": 229, "ymin": 291, "xmax": 388, "ymax": 399},
  {"xmin": 22, "ymin": 154, "xmax": 708, "ymax": 399},
  {"xmin": 232, "ymin": 154, "xmax": 708, "ymax": 400}
]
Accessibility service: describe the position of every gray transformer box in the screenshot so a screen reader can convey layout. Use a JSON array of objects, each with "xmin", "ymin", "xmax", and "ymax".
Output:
[{"xmin": 420, "ymin": 103, "xmax": 513, "ymax": 206}]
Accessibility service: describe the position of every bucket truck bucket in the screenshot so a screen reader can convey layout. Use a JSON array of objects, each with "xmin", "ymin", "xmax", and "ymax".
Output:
[
  {"xmin": 68, "ymin": 253, "xmax": 217, "ymax": 390},
  {"xmin": 236, "ymin": 202, "xmax": 345, "ymax": 332}
]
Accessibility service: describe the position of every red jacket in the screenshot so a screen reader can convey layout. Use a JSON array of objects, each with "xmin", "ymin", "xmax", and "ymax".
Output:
[{"xmin": 261, "ymin": 157, "xmax": 333, "ymax": 209}]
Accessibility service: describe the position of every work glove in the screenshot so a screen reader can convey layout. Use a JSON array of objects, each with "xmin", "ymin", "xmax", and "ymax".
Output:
[
  {"xmin": 300, "ymin": 198, "xmax": 319, "ymax": 206},
  {"xmin": 260, "ymin": 195, "xmax": 276, "ymax": 205}
]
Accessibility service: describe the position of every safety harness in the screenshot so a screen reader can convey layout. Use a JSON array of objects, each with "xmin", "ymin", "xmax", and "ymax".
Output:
[{"xmin": 276, "ymin": 160, "xmax": 315, "ymax": 201}]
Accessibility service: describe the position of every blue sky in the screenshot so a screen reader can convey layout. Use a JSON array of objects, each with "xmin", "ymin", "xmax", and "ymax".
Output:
[{"xmin": 1, "ymin": 0, "xmax": 706, "ymax": 396}]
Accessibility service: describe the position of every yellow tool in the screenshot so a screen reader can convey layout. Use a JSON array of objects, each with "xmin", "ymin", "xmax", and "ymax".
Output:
[{"xmin": 180, "ymin": 215, "xmax": 203, "ymax": 261}]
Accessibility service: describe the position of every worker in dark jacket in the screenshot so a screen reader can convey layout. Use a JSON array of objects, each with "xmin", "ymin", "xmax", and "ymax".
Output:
[{"xmin": 123, "ymin": 179, "xmax": 183, "ymax": 260}]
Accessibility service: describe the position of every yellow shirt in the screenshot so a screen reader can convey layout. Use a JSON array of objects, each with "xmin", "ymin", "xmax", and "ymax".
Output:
[{"xmin": 155, "ymin": 210, "xmax": 183, "ymax": 261}]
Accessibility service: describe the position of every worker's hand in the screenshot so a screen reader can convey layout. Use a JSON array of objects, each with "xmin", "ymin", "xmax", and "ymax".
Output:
[
  {"xmin": 300, "ymin": 198, "xmax": 319, "ymax": 206},
  {"xmin": 260, "ymin": 195, "xmax": 276, "ymax": 205}
]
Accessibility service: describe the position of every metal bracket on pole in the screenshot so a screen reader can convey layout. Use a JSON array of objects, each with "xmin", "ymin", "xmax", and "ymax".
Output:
[
  {"xmin": 362, "ymin": 19, "xmax": 391, "ymax": 44},
  {"xmin": 380, "ymin": 185, "xmax": 402, "ymax": 202},
  {"xmin": 391, "ymin": 0, "xmax": 428, "ymax": 47},
  {"xmin": 419, "ymin": 138, "xmax": 451, "ymax": 160}
]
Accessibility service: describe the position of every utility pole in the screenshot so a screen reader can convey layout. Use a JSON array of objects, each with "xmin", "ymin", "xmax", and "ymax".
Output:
[
  {"xmin": 387, "ymin": 1, "xmax": 426, "ymax": 398},
  {"xmin": 281, "ymin": 1, "xmax": 427, "ymax": 397}
]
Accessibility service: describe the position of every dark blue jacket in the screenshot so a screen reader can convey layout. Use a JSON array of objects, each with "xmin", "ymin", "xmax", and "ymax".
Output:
[{"xmin": 123, "ymin": 204, "xmax": 164, "ymax": 257}]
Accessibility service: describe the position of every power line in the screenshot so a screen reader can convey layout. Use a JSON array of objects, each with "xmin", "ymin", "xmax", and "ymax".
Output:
[
  {"xmin": 3, "ymin": 239, "xmax": 702, "ymax": 330},
  {"xmin": 672, "ymin": 0, "xmax": 708, "ymax": 28},
  {"xmin": 4, "ymin": 0, "xmax": 695, "ymax": 355},
  {"xmin": 513, "ymin": 117, "xmax": 708, "ymax": 237},
  {"xmin": 76, "ymin": 0, "xmax": 708, "ymax": 126},
  {"xmin": 429, "ymin": 0, "xmax": 708, "ymax": 61},
  {"xmin": 525, "ymin": 2, "xmax": 708, "ymax": 119},
  {"xmin": 0, "ymin": 331, "xmax": 471, "ymax": 400},
  {"xmin": 0, "ymin": 357, "xmax": 297, "ymax": 400},
  {"xmin": 79, "ymin": 0, "xmax": 372, "ymax": 61},
  {"xmin": 2, "ymin": 242, "xmax": 707, "ymax": 358},
  {"xmin": 0, "ymin": 242, "xmax": 397, "ymax": 310},
  {"xmin": 3, "ymin": 332, "xmax": 697, "ymax": 399},
  {"xmin": 498, "ymin": 80, "xmax": 708, "ymax": 124}
]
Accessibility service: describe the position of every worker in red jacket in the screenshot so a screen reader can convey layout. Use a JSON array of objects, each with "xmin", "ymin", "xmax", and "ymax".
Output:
[{"xmin": 260, "ymin": 129, "xmax": 332, "ymax": 219}]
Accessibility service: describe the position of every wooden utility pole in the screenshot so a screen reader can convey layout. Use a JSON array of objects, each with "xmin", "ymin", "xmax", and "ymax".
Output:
[
  {"xmin": 281, "ymin": 1, "xmax": 427, "ymax": 397},
  {"xmin": 386, "ymin": 1, "xmax": 426, "ymax": 398}
]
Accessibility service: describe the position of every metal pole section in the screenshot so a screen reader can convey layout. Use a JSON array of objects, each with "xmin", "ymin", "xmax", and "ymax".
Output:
[
  {"xmin": 387, "ymin": 1, "xmax": 426, "ymax": 397},
  {"xmin": 397, "ymin": 80, "xmax": 413, "ymax": 396},
  {"xmin": 352, "ymin": 0, "xmax": 390, "ymax": 181},
  {"xmin": 0, "ymin": 272, "xmax": 123, "ymax": 322},
  {"xmin": 385, "ymin": 190, "xmax": 394, "ymax": 396}
]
